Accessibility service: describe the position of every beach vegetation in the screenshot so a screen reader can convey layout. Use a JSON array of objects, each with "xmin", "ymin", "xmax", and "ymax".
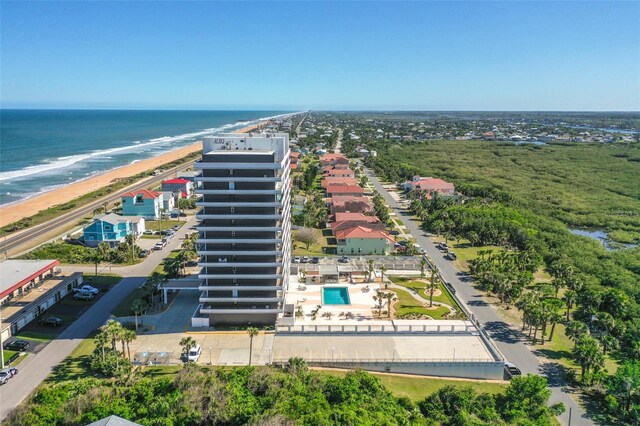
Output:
[{"xmin": 7, "ymin": 360, "xmax": 560, "ymax": 426}]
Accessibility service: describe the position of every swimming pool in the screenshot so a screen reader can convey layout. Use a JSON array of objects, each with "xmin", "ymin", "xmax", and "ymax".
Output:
[{"xmin": 322, "ymin": 287, "xmax": 351, "ymax": 305}]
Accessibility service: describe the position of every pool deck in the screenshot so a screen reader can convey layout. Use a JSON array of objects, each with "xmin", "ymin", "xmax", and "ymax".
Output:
[{"xmin": 287, "ymin": 274, "xmax": 382, "ymax": 324}]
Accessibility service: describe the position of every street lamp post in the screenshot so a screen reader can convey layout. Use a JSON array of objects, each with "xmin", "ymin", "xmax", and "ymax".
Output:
[{"xmin": 209, "ymin": 347, "xmax": 212, "ymax": 365}]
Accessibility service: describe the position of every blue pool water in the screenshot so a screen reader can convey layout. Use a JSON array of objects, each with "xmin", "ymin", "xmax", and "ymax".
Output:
[{"xmin": 323, "ymin": 287, "xmax": 350, "ymax": 305}]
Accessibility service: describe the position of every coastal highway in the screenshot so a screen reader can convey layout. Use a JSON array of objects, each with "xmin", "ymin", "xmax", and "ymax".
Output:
[
  {"xmin": 361, "ymin": 164, "xmax": 594, "ymax": 426},
  {"xmin": 1, "ymin": 158, "xmax": 198, "ymax": 257}
]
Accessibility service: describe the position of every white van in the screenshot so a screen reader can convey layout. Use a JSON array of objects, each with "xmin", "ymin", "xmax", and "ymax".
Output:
[{"xmin": 187, "ymin": 344, "xmax": 201, "ymax": 362}]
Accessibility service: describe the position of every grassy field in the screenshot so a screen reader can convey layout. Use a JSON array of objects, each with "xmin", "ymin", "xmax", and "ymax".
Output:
[
  {"xmin": 388, "ymin": 287, "xmax": 452, "ymax": 319},
  {"xmin": 112, "ymin": 287, "xmax": 147, "ymax": 317},
  {"xmin": 145, "ymin": 220, "xmax": 183, "ymax": 232},
  {"xmin": 390, "ymin": 277, "xmax": 462, "ymax": 310},
  {"xmin": 292, "ymin": 228, "xmax": 335, "ymax": 256},
  {"xmin": 153, "ymin": 250, "xmax": 181, "ymax": 275},
  {"xmin": 382, "ymin": 140, "xmax": 640, "ymax": 238},
  {"xmin": 320, "ymin": 369, "xmax": 508, "ymax": 400},
  {"xmin": 46, "ymin": 337, "xmax": 97, "ymax": 384}
]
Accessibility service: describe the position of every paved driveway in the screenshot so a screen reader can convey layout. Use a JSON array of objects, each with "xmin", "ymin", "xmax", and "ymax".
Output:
[
  {"xmin": 0, "ymin": 216, "xmax": 198, "ymax": 420},
  {"xmin": 362, "ymin": 164, "xmax": 594, "ymax": 426}
]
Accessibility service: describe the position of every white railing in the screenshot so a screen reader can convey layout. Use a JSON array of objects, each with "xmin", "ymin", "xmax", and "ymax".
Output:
[{"xmin": 276, "ymin": 323, "xmax": 476, "ymax": 334}]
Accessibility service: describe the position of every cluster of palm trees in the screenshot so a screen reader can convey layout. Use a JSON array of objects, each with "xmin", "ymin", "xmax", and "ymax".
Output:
[
  {"xmin": 93, "ymin": 234, "xmax": 141, "ymax": 273},
  {"xmin": 373, "ymin": 289, "xmax": 397, "ymax": 317},
  {"xmin": 408, "ymin": 193, "xmax": 530, "ymax": 251},
  {"xmin": 129, "ymin": 272, "xmax": 164, "ymax": 330},
  {"xmin": 95, "ymin": 319, "xmax": 137, "ymax": 366},
  {"xmin": 469, "ymin": 250, "xmax": 539, "ymax": 307},
  {"xmin": 163, "ymin": 232, "xmax": 198, "ymax": 278}
]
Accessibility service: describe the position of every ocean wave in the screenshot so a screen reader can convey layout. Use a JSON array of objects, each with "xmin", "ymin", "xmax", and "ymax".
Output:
[{"xmin": 0, "ymin": 111, "xmax": 303, "ymax": 185}]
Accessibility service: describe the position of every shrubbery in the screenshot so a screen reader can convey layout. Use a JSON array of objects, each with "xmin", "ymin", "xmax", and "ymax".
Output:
[{"xmin": 7, "ymin": 362, "xmax": 563, "ymax": 426}]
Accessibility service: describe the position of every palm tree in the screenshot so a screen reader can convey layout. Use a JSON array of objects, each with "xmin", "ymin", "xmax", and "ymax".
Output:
[
  {"xmin": 367, "ymin": 259, "xmax": 375, "ymax": 283},
  {"xmin": 379, "ymin": 265, "xmax": 388, "ymax": 287},
  {"xmin": 179, "ymin": 336, "xmax": 196, "ymax": 361},
  {"xmin": 101, "ymin": 319, "xmax": 123, "ymax": 352},
  {"xmin": 95, "ymin": 331, "xmax": 109, "ymax": 362},
  {"xmin": 144, "ymin": 273, "xmax": 163, "ymax": 306},
  {"xmin": 385, "ymin": 292, "xmax": 397, "ymax": 318},
  {"xmin": 563, "ymin": 289, "xmax": 577, "ymax": 321},
  {"xmin": 130, "ymin": 298, "xmax": 148, "ymax": 331},
  {"xmin": 565, "ymin": 320, "xmax": 590, "ymax": 348},
  {"xmin": 123, "ymin": 329, "xmax": 136, "ymax": 361},
  {"xmin": 427, "ymin": 269, "xmax": 438, "ymax": 307},
  {"xmin": 419, "ymin": 258, "xmax": 427, "ymax": 280},
  {"xmin": 247, "ymin": 327, "xmax": 260, "ymax": 366},
  {"xmin": 97, "ymin": 242, "xmax": 111, "ymax": 261},
  {"xmin": 92, "ymin": 207, "xmax": 104, "ymax": 216},
  {"xmin": 373, "ymin": 290, "xmax": 386, "ymax": 316},
  {"xmin": 573, "ymin": 335, "xmax": 605, "ymax": 383}
]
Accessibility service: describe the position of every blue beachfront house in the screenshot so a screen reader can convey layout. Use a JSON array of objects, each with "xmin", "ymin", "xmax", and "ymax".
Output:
[
  {"xmin": 121, "ymin": 189, "xmax": 163, "ymax": 219},
  {"xmin": 83, "ymin": 213, "xmax": 132, "ymax": 247}
]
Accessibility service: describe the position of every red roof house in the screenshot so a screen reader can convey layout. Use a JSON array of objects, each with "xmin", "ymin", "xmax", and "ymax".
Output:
[
  {"xmin": 328, "ymin": 195, "xmax": 374, "ymax": 215},
  {"xmin": 325, "ymin": 184, "xmax": 364, "ymax": 197}
]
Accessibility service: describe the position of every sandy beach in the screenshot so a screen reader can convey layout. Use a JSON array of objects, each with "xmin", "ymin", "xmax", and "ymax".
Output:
[{"xmin": 0, "ymin": 122, "xmax": 266, "ymax": 227}]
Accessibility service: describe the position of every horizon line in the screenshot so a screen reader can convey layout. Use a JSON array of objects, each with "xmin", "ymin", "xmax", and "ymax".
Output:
[{"xmin": 1, "ymin": 107, "xmax": 639, "ymax": 113}]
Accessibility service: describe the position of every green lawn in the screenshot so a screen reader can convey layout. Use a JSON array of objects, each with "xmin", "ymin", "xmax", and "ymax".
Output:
[
  {"xmin": 46, "ymin": 337, "xmax": 97, "ymax": 384},
  {"xmin": 112, "ymin": 287, "xmax": 148, "ymax": 317},
  {"xmin": 390, "ymin": 287, "xmax": 431, "ymax": 318},
  {"xmin": 15, "ymin": 332, "xmax": 55, "ymax": 342},
  {"xmin": 320, "ymin": 369, "xmax": 507, "ymax": 400},
  {"xmin": 83, "ymin": 274, "xmax": 122, "ymax": 287},
  {"xmin": 2, "ymin": 349, "xmax": 26, "ymax": 366},
  {"xmin": 292, "ymin": 228, "xmax": 334, "ymax": 256},
  {"xmin": 430, "ymin": 237, "xmax": 502, "ymax": 271},
  {"xmin": 145, "ymin": 220, "xmax": 183, "ymax": 232},
  {"xmin": 390, "ymin": 277, "xmax": 462, "ymax": 312},
  {"xmin": 153, "ymin": 250, "xmax": 181, "ymax": 275}
]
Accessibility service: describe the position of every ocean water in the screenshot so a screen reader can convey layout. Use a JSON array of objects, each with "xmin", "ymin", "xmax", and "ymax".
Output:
[{"xmin": 0, "ymin": 109, "xmax": 292, "ymax": 205}]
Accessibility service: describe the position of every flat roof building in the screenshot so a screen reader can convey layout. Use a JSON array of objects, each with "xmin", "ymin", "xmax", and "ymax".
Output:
[
  {"xmin": 194, "ymin": 133, "xmax": 292, "ymax": 326},
  {"xmin": 1, "ymin": 259, "xmax": 60, "ymax": 304}
]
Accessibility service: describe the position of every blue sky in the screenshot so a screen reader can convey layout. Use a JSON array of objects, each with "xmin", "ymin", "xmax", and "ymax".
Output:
[{"xmin": 1, "ymin": 1, "xmax": 638, "ymax": 111}]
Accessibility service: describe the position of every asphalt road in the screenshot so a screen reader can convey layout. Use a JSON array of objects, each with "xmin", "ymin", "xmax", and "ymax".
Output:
[
  {"xmin": 0, "ymin": 216, "xmax": 197, "ymax": 420},
  {"xmin": 2, "ymin": 159, "xmax": 197, "ymax": 257},
  {"xmin": 362, "ymin": 165, "xmax": 594, "ymax": 426}
]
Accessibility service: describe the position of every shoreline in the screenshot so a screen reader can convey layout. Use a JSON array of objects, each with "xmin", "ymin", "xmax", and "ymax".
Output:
[{"xmin": 0, "ymin": 122, "xmax": 266, "ymax": 227}]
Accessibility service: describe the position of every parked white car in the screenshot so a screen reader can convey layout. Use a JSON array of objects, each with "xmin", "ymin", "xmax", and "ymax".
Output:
[
  {"xmin": 187, "ymin": 344, "xmax": 201, "ymax": 362},
  {"xmin": 74, "ymin": 285, "xmax": 99, "ymax": 294},
  {"xmin": 74, "ymin": 291, "xmax": 94, "ymax": 301}
]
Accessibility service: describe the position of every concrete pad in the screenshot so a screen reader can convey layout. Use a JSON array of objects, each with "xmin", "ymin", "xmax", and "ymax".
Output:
[{"xmin": 272, "ymin": 334, "xmax": 493, "ymax": 363}]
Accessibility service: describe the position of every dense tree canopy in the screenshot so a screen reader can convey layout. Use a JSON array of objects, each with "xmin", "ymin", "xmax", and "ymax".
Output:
[{"xmin": 7, "ymin": 362, "xmax": 562, "ymax": 426}]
